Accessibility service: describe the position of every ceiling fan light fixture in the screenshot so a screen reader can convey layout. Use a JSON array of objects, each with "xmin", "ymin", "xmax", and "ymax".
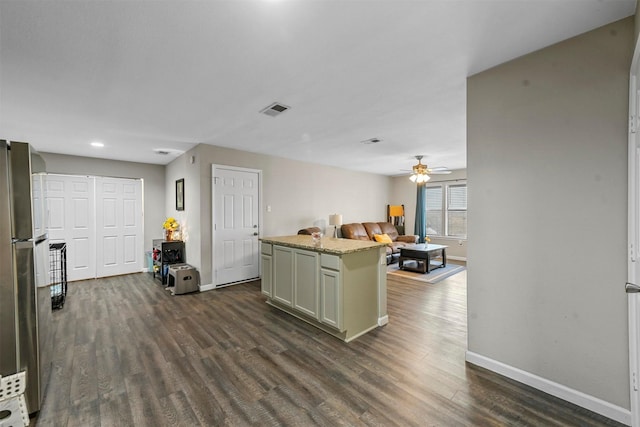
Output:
[
  {"xmin": 409, "ymin": 155, "xmax": 431, "ymax": 183},
  {"xmin": 416, "ymin": 174, "xmax": 430, "ymax": 183},
  {"xmin": 410, "ymin": 172, "xmax": 430, "ymax": 183}
]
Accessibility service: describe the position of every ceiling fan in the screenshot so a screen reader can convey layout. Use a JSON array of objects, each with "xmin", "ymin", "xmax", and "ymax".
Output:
[{"xmin": 408, "ymin": 155, "xmax": 451, "ymax": 183}]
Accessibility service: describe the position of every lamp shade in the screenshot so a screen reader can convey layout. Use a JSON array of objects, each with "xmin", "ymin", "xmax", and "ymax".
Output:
[{"xmin": 329, "ymin": 214, "xmax": 343, "ymax": 226}]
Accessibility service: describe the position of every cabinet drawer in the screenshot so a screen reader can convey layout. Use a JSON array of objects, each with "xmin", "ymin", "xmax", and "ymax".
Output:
[
  {"xmin": 320, "ymin": 253, "xmax": 340, "ymax": 270},
  {"xmin": 261, "ymin": 242, "xmax": 272, "ymax": 255}
]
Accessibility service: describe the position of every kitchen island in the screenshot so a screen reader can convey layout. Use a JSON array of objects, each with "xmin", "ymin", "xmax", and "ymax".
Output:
[{"xmin": 260, "ymin": 235, "xmax": 388, "ymax": 342}]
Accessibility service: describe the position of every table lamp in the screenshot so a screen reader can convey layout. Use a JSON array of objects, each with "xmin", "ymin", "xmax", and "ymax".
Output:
[{"xmin": 329, "ymin": 214, "xmax": 343, "ymax": 238}]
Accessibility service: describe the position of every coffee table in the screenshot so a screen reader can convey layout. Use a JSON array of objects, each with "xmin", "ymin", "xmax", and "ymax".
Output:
[{"xmin": 398, "ymin": 244, "xmax": 447, "ymax": 274}]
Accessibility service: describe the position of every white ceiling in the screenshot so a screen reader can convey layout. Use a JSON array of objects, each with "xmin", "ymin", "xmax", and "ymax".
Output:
[{"xmin": 0, "ymin": 0, "xmax": 635, "ymax": 176}]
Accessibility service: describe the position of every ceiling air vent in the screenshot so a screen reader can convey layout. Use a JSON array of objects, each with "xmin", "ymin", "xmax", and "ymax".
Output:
[
  {"xmin": 153, "ymin": 148, "xmax": 183, "ymax": 156},
  {"xmin": 260, "ymin": 102, "xmax": 290, "ymax": 117}
]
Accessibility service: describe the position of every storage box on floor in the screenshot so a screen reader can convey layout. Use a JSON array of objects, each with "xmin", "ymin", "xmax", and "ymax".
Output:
[{"xmin": 167, "ymin": 264, "xmax": 199, "ymax": 295}]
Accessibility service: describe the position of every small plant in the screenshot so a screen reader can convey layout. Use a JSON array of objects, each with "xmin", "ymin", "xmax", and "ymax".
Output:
[{"xmin": 163, "ymin": 217, "xmax": 179, "ymax": 231}]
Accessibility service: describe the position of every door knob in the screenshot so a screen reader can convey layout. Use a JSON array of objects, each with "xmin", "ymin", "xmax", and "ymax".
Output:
[{"xmin": 253, "ymin": 232, "xmax": 259, "ymax": 236}]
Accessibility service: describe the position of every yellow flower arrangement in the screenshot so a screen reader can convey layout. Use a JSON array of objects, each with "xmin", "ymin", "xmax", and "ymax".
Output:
[
  {"xmin": 425, "ymin": 236, "xmax": 431, "ymax": 243},
  {"xmin": 163, "ymin": 217, "xmax": 179, "ymax": 231}
]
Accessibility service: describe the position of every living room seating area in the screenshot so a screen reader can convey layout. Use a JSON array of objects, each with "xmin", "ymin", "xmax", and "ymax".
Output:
[{"xmin": 341, "ymin": 222, "xmax": 418, "ymax": 263}]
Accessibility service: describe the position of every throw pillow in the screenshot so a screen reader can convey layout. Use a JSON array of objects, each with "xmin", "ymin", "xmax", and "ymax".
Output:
[{"xmin": 373, "ymin": 233, "xmax": 392, "ymax": 244}]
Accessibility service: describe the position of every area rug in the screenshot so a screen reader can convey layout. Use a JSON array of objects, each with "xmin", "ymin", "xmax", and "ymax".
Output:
[{"xmin": 386, "ymin": 262, "xmax": 465, "ymax": 284}]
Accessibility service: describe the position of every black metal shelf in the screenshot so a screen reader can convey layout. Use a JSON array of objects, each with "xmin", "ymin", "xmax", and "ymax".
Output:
[{"xmin": 152, "ymin": 239, "xmax": 185, "ymax": 285}]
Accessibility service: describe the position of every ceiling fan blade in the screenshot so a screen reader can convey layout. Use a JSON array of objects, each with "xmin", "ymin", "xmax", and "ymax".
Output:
[{"xmin": 428, "ymin": 170, "xmax": 452, "ymax": 174}]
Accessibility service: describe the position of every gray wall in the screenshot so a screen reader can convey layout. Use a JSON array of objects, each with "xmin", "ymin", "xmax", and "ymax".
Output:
[
  {"xmin": 166, "ymin": 144, "xmax": 393, "ymax": 286},
  {"xmin": 390, "ymin": 170, "xmax": 468, "ymax": 260},
  {"xmin": 467, "ymin": 16, "xmax": 633, "ymax": 410},
  {"xmin": 40, "ymin": 153, "xmax": 166, "ymax": 255}
]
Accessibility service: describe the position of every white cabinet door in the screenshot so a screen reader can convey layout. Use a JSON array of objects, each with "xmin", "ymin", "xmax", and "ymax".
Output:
[
  {"xmin": 320, "ymin": 268, "xmax": 342, "ymax": 330},
  {"xmin": 261, "ymin": 242, "xmax": 273, "ymax": 297},
  {"xmin": 273, "ymin": 246, "xmax": 293, "ymax": 306},
  {"xmin": 46, "ymin": 175, "xmax": 95, "ymax": 282},
  {"xmin": 261, "ymin": 253, "xmax": 272, "ymax": 297},
  {"xmin": 293, "ymin": 249, "xmax": 319, "ymax": 319},
  {"xmin": 95, "ymin": 177, "xmax": 143, "ymax": 278}
]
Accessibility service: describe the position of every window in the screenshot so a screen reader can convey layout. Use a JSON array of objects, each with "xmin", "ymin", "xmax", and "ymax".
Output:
[
  {"xmin": 426, "ymin": 181, "xmax": 467, "ymax": 238},
  {"xmin": 425, "ymin": 186, "xmax": 443, "ymax": 235}
]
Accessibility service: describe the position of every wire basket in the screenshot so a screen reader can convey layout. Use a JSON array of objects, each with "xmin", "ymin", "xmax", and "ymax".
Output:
[{"xmin": 49, "ymin": 242, "xmax": 67, "ymax": 310}]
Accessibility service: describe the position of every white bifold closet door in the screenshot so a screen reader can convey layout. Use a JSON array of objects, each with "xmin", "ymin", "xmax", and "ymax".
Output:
[
  {"xmin": 46, "ymin": 174, "xmax": 96, "ymax": 282},
  {"xmin": 95, "ymin": 177, "xmax": 143, "ymax": 278},
  {"xmin": 46, "ymin": 174, "xmax": 143, "ymax": 282}
]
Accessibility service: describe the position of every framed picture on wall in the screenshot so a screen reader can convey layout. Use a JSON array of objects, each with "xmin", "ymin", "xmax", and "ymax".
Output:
[{"xmin": 176, "ymin": 178, "xmax": 184, "ymax": 211}]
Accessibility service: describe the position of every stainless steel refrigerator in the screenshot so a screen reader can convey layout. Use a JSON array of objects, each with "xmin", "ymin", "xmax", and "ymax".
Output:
[{"xmin": 0, "ymin": 140, "xmax": 52, "ymax": 414}]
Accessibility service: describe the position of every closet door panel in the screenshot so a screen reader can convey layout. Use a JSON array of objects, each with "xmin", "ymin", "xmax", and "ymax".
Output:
[
  {"xmin": 45, "ymin": 175, "xmax": 96, "ymax": 282},
  {"xmin": 96, "ymin": 177, "xmax": 143, "ymax": 277}
]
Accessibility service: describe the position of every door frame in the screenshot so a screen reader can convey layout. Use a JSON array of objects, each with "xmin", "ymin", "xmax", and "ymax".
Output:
[
  {"xmin": 628, "ymin": 34, "xmax": 640, "ymax": 427},
  {"xmin": 211, "ymin": 164, "xmax": 263, "ymax": 288}
]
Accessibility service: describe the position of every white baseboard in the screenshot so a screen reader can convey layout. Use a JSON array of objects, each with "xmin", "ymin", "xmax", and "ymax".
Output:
[
  {"xmin": 378, "ymin": 315, "xmax": 389, "ymax": 326},
  {"xmin": 199, "ymin": 283, "xmax": 216, "ymax": 292},
  {"xmin": 465, "ymin": 351, "xmax": 631, "ymax": 426},
  {"xmin": 199, "ymin": 277, "xmax": 260, "ymax": 292},
  {"xmin": 448, "ymin": 255, "xmax": 467, "ymax": 262}
]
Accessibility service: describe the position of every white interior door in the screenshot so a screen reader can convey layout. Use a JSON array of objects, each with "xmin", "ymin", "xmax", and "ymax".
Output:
[
  {"xmin": 628, "ymin": 36, "xmax": 640, "ymax": 427},
  {"xmin": 96, "ymin": 177, "xmax": 143, "ymax": 277},
  {"xmin": 212, "ymin": 165, "xmax": 261, "ymax": 287},
  {"xmin": 46, "ymin": 174, "xmax": 96, "ymax": 282}
]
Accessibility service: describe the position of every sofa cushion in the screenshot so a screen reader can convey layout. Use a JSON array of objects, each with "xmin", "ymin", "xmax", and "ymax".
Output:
[
  {"xmin": 396, "ymin": 234, "xmax": 419, "ymax": 244},
  {"xmin": 362, "ymin": 222, "xmax": 383, "ymax": 240},
  {"xmin": 377, "ymin": 222, "xmax": 400, "ymax": 241},
  {"xmin": 341, "ymin": 223, "xmax": 370, "ymax": 241}
]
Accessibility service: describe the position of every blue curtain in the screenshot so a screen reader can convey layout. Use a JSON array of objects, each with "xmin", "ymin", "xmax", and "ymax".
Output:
[{"xmin": 414, "ymin": 182, "xmax": 426, "ymax": 243}]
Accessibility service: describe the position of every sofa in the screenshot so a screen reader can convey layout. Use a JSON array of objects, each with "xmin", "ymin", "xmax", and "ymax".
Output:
[
  {"xmin": 341, "ymin": 222, "xmax": 418, "ymax": 263},
  {"xmin": 297, "ymin": 226, "xmax": 322, "ymax": 235}
]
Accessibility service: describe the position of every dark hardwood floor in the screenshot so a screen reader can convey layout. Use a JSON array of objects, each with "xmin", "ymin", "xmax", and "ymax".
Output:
[{"xmin": 32, "ymin": 268, "xmax": 625, "ymax": 426}]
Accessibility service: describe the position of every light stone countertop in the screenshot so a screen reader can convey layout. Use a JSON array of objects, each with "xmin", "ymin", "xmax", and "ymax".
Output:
[{"xmin": 260, "ymin": 235, "xmax": 387, "ymax": 255}]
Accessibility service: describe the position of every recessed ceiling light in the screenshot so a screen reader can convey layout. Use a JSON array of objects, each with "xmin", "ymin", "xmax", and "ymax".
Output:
[{"xmin": 91, "ymin": 141, "xmax": 104, "ymax": 148}]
